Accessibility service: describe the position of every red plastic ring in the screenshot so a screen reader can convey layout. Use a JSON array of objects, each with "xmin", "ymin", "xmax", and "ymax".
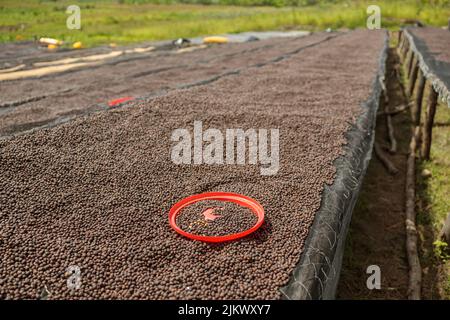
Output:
[{"xmin": 169, "ymin": 192, "xmax": 265, "ymax": 243}]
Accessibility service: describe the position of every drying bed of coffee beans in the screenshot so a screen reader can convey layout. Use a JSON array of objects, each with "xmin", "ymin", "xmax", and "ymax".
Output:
[
  {"xmin": 0, "ymin": 33, "xmax": 331, "ymax": 137},
  {"xmin": 406, "ymin": 27, "xmax": 450, "ymax": 108},
  {"xmin": 0, "ymin": 30, "xmax": 386, "ymax": 299},
  {"xmin": 409, "ymin": 27, "xmax": 450, "ymax": 64},
  {"xmin": 176, "ymin": 200, "xmax": 258, "ymax": 237}
]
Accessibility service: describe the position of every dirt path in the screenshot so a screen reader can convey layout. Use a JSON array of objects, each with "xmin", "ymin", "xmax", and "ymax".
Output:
[
  {"xmin": 337, "ymin": 46, "xmax": 410, "ymax": 299},
  {"xmin": 337, "ymin": 43, "xmax": 444, "ymax": 299}
]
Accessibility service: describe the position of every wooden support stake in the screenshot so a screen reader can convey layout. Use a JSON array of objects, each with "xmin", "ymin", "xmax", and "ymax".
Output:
[
  {"xmin": 377, "ymin": 103, "xmax": 410, "ymax": 117},
  {"xmin": 403, "ymin": 36, "xmax": 408, "ymax": 51},
  {"xmin": 412, "ymin": 69, "xmax": 426, "ymax": 126},
  {"xmin": 407, "ymin": 57, "xmax": 419, "ymax": 97},
  {"xmin": 380, "ymin": 79, "xmax": 397, "ymax": 154},
  {"xmin": 386, "ymin": 113, "xmax": 397, "ymax": 154},
  {"xmin": 406, "ymin": 51, "xmax": 415, "ymax": 79},
  {"xmin": 398, "ymin": 31, "xmax": 404, "ymax": 52},
  {"xmin": 421, "ymin": 84, "xmax": 438, "ymax": 160},
  {"xmin": 399, "ymin": 39, "xmax": 406, "ymax": 61},
  {"xmin": 374, "ymin": 142, "xmax": 398, "ymax": 175},
  {"xmin": 406, "ymin": 126, "xmax": 422, "ymax": 300},
  {"xmin": 401, "ymin": 40, "xmax": 410, "ymax": 62}
]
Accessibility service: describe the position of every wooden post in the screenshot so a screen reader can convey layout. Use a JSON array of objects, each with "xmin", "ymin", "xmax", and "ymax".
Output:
[
  {"xmin": 377, "ymin": 104, "xmax": 409, "ymax": 116},
  {"xmin": 407, "ymin": 55, "xmax": 419, "ymax": 97},
  {"xmin": 401, "ymin": 40, "xmax": 410, "ymax": 61},
  {"xmin": 406, "ymin": 51, "xmax": 415, "ymax": 79},
  {"xmin": 398, "ymin": 31, "xmax": 403, "ymax": 48},
  {"xmin": 374, "ymin": 142, "xmax": 398, "ymax": 175},
  {"xmin": 398, "ymin": 37, "xmax": 404, "ymax": 56},
  {"xmin": 386, "ymin": 112, "xmax": 397, "ymax": 154},
  {"xmin": 408, "ymin": 57, "xmax": 419, "ymax": 97},
  {"xmin": 406, "ymin": 126, "xmax": 422, "ymax": 300},
  {"xmin": 412, "ymin": 69, "xmax": 426, "ymax": 126},
  {"xmin": 380, "ymin": 79, "xmax": 397, "ymax": 153},
  {"xmin": 404, "ymin": 50, "xmax": 412, "ymax": 77},
  {"xmin": 399, "ymin": 35, "xmax": 408, "ymax": 62},
  {"xmin": 421, "ymin": 84, "xmax": 438, "ymax": 160}
]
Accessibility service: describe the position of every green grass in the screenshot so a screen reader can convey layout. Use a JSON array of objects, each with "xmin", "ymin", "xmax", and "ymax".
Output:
[
  {"xmin": 446, "ymin": 274, "xmax": 450, "ymax": 297},
  {"xmin": 417, "ymin": 102, "xmax": 450, "ymax": 299},
  {"xmin": 418, "ymin": 105, "xmax": 450, "ymax": 234},
  {"xmin": 0, "ymin": 0, "xmax": 449, "ymax": 47}
]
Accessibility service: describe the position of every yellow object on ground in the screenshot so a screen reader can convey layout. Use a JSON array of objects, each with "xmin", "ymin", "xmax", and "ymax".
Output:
[
  {"xmin": 203, "ymin": 36, "xmax": 228, "ymax": 44},
  {"xmin": 40, "ymin": 37, "xmax": 63, "ymax": 46},
  {"xmin": 72, "ymin": 41, "xmax": 83, "ymax": 49},
  {"xmin": 47, "ymin": 44, "xmax": 58, "ymax": 50}
]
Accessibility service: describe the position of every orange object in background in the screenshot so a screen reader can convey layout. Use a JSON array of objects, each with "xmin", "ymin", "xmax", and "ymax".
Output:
[{"xmin": 203, "ymin": 36, "xmax": 228, "ymax": 44}]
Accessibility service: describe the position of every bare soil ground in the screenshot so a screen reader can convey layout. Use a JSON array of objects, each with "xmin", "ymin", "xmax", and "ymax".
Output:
[
  {"xmin": 338, "ymin": 47, "xmax": 411, "ymax": 299},
  {"xmin": 338, "ymin": 41, "xmax": 448, "ymax": 299}
]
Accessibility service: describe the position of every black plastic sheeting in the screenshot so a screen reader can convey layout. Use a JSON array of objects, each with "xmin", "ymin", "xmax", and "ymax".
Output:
[
  {"xmin": 404, "ymin": 28, "xmax": 450, "ymax": 108},
  {"xmin": 280, "ymin": 31, "xmax": 389, "ymax": 300}
]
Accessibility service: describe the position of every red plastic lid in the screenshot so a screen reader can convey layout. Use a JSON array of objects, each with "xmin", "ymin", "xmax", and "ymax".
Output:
[
  {"xmin": 108, "ymin": 96, "xmax": 134, "ymax": 107},
  {"xmin": 169, "ymin": 192, "xmax": 264, "ymax": 243}
]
